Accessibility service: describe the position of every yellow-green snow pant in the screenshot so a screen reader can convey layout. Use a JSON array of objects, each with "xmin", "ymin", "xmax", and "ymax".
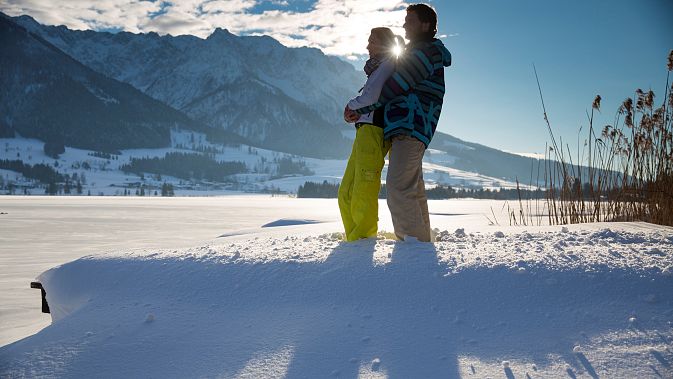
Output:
[{"xmin": 338, "ymin": 124, "xmax": 390, "ymax": 241}]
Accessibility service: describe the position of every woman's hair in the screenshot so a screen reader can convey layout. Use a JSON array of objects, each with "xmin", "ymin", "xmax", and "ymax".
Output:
[{"xmin": 370, "ymin": 27, "xmax": 405, "ymax": 57}]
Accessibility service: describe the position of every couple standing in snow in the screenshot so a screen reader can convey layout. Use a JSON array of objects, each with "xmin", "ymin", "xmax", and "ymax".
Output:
[{"xmin": 339, "ymin": 3, "xmax": 451, "ymax": 243}]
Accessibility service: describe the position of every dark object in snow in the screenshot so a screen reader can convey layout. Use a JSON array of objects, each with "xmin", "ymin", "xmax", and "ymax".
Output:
[{"xmin": 30, "ymin": 281, "xmax": 50, "ymax": 313}]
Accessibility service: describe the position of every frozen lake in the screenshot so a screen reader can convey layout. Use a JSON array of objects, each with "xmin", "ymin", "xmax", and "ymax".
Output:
[{"xmin": 0, "ymin": 195, "xmax": 516, "ymax": 347}]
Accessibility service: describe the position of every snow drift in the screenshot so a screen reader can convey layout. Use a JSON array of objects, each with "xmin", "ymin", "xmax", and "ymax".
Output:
[{"xmin": 1, "ymin": 226, "xmax": 672, "ymax": 378}]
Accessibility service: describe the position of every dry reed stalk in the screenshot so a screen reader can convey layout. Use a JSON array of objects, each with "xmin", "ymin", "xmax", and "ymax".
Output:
[{"xmin": 516, "ymin": 50, "xmax": 673, "ymax": 227}]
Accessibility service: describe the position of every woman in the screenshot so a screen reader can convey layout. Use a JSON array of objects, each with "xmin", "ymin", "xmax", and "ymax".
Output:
[{"xmin": 339, "ymin": 27, "xmax": 403, "ymax": 241}]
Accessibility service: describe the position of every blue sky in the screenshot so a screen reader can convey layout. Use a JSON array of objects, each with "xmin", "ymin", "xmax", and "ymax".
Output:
[
  {"xmin": 2, "ymin": 0, "xmax": 672, "ymax": 155},
  {"xmin": 429, "ymin": 0, "xmax": 673, "ymax": 155}
]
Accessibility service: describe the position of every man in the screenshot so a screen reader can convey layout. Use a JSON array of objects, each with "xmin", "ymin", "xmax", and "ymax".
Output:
[{"xmin": 345, "ymin": 3, "xmax": 451, "ymax": 242}]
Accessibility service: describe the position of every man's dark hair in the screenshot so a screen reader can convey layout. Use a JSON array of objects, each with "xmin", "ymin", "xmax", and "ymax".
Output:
[{"xmin": 407, "ymin": 3, "xmax": 438, "ymax": 37}]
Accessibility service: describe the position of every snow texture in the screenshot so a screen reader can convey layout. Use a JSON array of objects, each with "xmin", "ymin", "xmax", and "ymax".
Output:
[{"xmin": 1, "ymin": 221, "xmax": 672, "ymax": 378}]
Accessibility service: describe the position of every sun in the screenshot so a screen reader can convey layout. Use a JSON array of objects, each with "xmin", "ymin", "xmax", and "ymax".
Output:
[{"xmin": 392, "ymin": 43, "xmax": 402, "ymax": 58}]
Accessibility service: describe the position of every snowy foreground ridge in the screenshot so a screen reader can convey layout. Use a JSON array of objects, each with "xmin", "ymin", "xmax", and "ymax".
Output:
[{"xmin": 1, "ymin": 226, "xmax": 673, "ymax": 378}]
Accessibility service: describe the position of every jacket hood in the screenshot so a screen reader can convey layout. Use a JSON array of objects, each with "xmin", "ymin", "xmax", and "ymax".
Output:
[
  {"xmin": 432, "ymin": 39, "xmax": 452, "ymax": 67},
  {"xmin": 409, "ymin": 38, "xmax": 451, "ymax": 67}
]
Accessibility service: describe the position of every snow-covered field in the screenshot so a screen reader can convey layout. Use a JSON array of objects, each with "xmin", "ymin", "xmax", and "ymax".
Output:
[
  {"xmin": 1, "ymin": 196, "xmax": 672, "ymax": 378},
  {"xmin": 1, "ymin": 135, "xmax": 526, "ymax": 197}
]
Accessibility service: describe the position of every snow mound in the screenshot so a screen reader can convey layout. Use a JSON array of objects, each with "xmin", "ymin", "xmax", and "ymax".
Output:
[{"xmin": 1, "ymin": 228, "xmax": 672, "ymax": 378}]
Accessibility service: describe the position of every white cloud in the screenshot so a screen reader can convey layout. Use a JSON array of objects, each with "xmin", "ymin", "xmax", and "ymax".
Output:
[
  {"xmin": 0, "ymin": 0, "xmax": 411, "ymax": 57},
  {"xmin": 140, "ymin": 10, "xmax": 213, "ymax": 36}
]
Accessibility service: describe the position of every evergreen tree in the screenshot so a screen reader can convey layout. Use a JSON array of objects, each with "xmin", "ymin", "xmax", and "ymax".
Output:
[
  {"xmin": 44, "ymin": 141, "xmax": 65, "ymax": 159},
  {"xmin": 46, "ymin": 180, "xmax": 58, "ymax": 195},
  {"xmin": 161, "ymin": 183, "xmax": 175, "ymax": 197},
  {"xmin": 297, "ymin": 180, "xmax": 339, "ymax": 198},
  {"xmin": 120, "ymin": 152, "xmax": 247, "ymax": 182}
]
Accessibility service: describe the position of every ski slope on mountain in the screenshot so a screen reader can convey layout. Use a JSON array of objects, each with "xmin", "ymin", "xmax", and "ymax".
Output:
[
  {"xmin": 1, "ymin": 208, "xmax": 671, "ymax": 378},
  {"xmin": 0, "ymin": 135, "xmax": 525, "ymax": 196}
]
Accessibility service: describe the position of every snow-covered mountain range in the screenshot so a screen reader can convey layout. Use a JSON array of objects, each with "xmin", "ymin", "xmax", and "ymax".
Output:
[
  {"xmin": 0, "ymin": 15, "xmax": 208, "ymax": 151},
  {"xmin": 9, "ymin": 13, "xmax": 359, "ymax": 158},
  {"xmin": 1, "ymin": 12, "xmax": 547, "ymax": 193}
]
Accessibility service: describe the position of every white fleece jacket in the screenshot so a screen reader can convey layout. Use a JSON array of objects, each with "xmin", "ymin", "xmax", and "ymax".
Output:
[{"xmin": 347, "ymin": 59, "xmax": 395, "ymax": 124}]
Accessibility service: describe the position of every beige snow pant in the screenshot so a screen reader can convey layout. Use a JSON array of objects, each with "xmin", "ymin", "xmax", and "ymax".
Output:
[{"xmin": 386, "ymin": 135, "xmax": 432, "ymax": 242}]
